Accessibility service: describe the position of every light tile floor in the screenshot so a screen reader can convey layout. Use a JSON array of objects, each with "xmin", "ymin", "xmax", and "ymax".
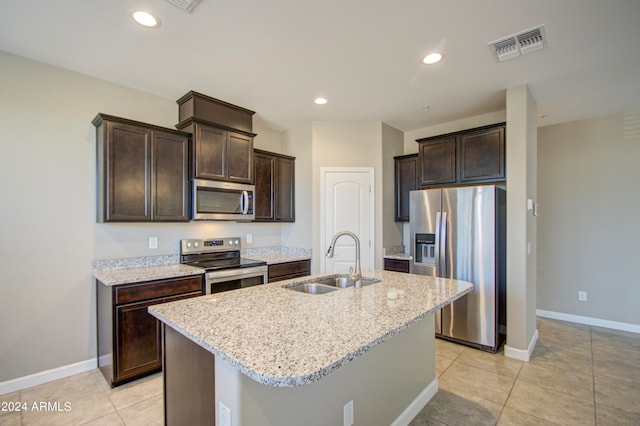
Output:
[
  {"xmin": 1, "ymin": 318, "xmax": 638, "ymax": 425},
  {"xmin": 410, "ymin": 318, "xmax": 640, "ymax": 426}
]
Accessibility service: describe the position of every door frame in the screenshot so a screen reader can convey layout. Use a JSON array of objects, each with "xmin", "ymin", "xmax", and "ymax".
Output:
[{"xmin": 319, "ymin": 167, "xmax": 375, "ymax": 274}]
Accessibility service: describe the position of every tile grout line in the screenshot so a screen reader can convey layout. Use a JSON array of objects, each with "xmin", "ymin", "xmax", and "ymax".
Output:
[{"xmin": 494, "ymin": 329, "xmax": 527, "ymax": 425}]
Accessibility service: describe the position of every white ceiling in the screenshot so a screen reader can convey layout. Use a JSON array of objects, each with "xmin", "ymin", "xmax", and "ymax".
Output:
[{"xmin": 1, "ymin": 0, "xmax": 639, "ymax": 131}]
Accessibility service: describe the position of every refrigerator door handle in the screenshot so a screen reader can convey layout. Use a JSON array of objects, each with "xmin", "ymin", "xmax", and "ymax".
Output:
[
  {"xmin": 440, "ymin": 211, "xmax": 448, "ymax": 276},
  {"xmin": 435, "ymin": 212, "xmax": 442, "ymax": 277}
]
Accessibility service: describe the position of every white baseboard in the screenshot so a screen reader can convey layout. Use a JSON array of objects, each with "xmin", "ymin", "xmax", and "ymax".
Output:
[
  {"xmin": 391, "ymin": 378, "xmax": 438, "ymax": 426},
  {"xmin": 0, "ymin": 358, "xmax": 97, "ymax": 396},
  {"xmin": 536, "ymin": 309, "xmax": 640, "ymax": 334},
  {"xmin": 504, "ymin": 329, "xmax": 538, "ymax": 362}
]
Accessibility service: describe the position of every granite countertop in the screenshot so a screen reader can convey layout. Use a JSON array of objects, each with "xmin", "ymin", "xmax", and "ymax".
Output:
[
  {"xmin": 92, "ymin": 246, "xmax": 311, "ymax": 286},
  {"xmin": 149, "ymin": 270, "xmax": 472, "ymax": 387},
  {"xmin": 383, "ymin": 253, "xmax": 412, "ymax": 261},
  {"xmin": 242, "ymin": 246, "xmax": 311, "ymax": 265},
  {"xmin": 383, "ymin": 246, "xmax": 412, "ymax": 261},
  {"xmin": 94, "ymin": 264, "xmax": 205, "ymax": 286}
]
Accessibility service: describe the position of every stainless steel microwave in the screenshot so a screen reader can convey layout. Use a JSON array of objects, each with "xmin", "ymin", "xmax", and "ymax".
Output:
[{"xmin": 191, "ymin": 179, "xmax": 255, "ymax": 221}]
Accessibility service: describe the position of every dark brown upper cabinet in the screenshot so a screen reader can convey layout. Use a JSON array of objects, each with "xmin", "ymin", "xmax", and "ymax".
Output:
[
  {"xmin": 417, "ymin": 136, "xmax": 457, "ymax": 187},
  {"xmin": 394, "ymin": 154, "xmax": 418, "ymax": 222},
  {"xmin": 177, "ymin": 118, "xmax": 255, "ymax": 184},
  {"xmin": 416, "ymin": 123, "xmax": 505, "ymax": 188},
  {"xmin": 254, "ymin": 149, "xmax": 295, "ymax": 222},
  {"xmin": 458, "ymin": 126, "xmax": 505, "ymax": 182},
  {"xmin": 93, "ymin": 114, "xmax": 189, "ymax": 222}
]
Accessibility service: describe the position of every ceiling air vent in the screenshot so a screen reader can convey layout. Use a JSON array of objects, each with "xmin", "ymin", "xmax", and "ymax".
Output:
[
  {"xmin": 488, "ymin": 25, "xmax": 547, "ymax": 62},
  {"xmin": 165, "ymin": 0, "xmax": 201, "ymax": 12}
]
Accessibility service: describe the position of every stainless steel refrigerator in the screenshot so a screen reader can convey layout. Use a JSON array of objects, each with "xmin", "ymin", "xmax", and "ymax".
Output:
[{"xmin": 409, "ymin": 185, "xmax": 506, "ymax": 352}]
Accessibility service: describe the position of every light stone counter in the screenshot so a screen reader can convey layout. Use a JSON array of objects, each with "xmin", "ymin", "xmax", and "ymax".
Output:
[
  {"xmin": 383, "ymin": 252, "xmax": 413, "ymax": 261},
  {"xmin": 149, "ymin": 269, "xmax": 472, "ymax": 387},
  {"xmin": 383, "ymin": 245, "xmax": 412, "ymax": 261},
  {"xmin": 93, "ymin": 256, "xmax": 204, "ymax": 286},
  {"xmin": 241, "ymin": 246, "xmax": 311, "ymax": 265}
]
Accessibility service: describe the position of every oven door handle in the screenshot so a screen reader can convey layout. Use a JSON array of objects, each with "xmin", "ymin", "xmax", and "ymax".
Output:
[{"xmin": 206, "ymin": 265, "xmax": 267, "ymax": 283}]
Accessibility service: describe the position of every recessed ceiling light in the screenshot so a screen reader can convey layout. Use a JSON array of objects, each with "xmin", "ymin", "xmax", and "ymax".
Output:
[
  {"xmin": 314, "ymin": 98, "xmax": 328, "ymax": 105},
  {"xmin": 133, "ymin": 11, "xmax": 159, "ymax": 27},
  {"xmin": 422, "ymin": 53, "xmax": 443, "ymax": 65}
]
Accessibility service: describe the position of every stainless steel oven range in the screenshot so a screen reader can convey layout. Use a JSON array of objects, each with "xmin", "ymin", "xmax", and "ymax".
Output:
[{"xmin": 180, "ymin": 237, "xmax": 267, "ymax": 294}]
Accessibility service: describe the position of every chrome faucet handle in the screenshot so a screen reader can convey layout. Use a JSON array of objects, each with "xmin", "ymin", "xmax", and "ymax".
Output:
[{"xmin": 349, "ymin": 266, "xmax": 362, "ymax": 289}]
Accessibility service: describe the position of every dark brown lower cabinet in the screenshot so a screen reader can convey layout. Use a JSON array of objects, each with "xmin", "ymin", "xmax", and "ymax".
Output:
[
  {"xmin": 97, "ymin": 275, "xmax": 204, "ymax": 387},
  {"xmin": 383, "ymin": 258, "xmax": 410, "ymax": 273},
  {"xmin": 268, "ymin": 259, "xmax": 311, "ymax": 283}
]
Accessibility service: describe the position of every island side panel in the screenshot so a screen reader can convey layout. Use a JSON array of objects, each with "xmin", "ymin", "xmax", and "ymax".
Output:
[
  {"xmin": 164, "ymin": 325, "xmax": 215, "ymax": 425},
  {"xmin": 215, "ymin": 315, "xmax": 436, "ymax": 426}
]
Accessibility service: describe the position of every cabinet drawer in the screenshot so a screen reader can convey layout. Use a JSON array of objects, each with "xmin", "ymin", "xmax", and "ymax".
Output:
[
  {"xmin": 268, "ymin": 260, "xmax": 311, "ymax": 283},
  {"xmin": 384, "ymin": 259, "xmax": 410, "ymax": 273},
  {"xmin": 115, "ymin": 276, "xmax": 204, "ymax": 304}
]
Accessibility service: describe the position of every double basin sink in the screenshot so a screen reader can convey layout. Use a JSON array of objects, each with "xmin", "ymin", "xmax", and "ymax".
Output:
[{"xmin": 284, "ymin": 274, "xmax": 380, "ymax": 294}]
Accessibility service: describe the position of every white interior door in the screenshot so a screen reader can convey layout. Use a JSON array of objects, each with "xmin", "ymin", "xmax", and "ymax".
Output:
[{"xmin": 321, "ymin": 168, "xmax": 374, "ymax": 274}]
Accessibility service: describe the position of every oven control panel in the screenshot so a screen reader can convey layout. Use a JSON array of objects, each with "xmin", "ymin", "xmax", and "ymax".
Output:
[{"xmin": 181, "ymin": 237, "xmax": 241, "ymax": 254}]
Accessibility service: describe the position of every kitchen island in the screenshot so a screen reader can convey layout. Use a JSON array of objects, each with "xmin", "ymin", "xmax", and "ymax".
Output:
[{"xmin": 149, "ymin": 269, "xmax": 472, "ymax": 426}]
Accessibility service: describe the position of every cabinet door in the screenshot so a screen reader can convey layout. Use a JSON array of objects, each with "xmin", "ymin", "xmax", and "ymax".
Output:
[
  {"xmin": 418, "ymin": 137, "xmax": 456, "ymax": 186},
  {"xmin": 193, "ymin": 123, "xmax": 226, "ymax": 180},
  {"xmin": 254, "ymin": 151, "xmax": 274, "ymax": 221},
  {"xmin": 274, "ymin": 156, "xmax": 295, "ymax": 222},
  {"xmin": 106, "ymin": 122, "xmax": 151, "ymax": 221},
  {"xmin": 268, "ymin": 260, "xmax": 311, "ymax": 283},
  {"xmin": 115, "ymin": 299, "xmax": 162, "ymax": 381},
  {"xmin": 153, "ymin": 130, "xmax": 189, "ymax": 221},
  {"xmin": 114, "ymin": 290, "xmax": 202, "ymax": 385},
  {"xmin": 383, "ymin": 259, "xmax": 410, "ymax": 273},
  {"xmin": 227, "ymin": 131, "xmax": 254, "ymax": 183},
  {"xmin": 459, "ymin": 126, "xmax": 505, "ymax": 182},
  {"xmin": 394, "ymin": 154, "xmax": 418, "ymax": 222}
]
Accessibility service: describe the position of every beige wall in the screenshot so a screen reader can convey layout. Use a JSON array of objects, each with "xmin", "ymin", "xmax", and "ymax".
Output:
[
  {"xmin": 537, "ymin": 114, "xmax": 640, "ymax": 325},
  {"xmin": 281, "ymin": 123, "xmax": 313, "ymax": 249},
  {"xmin": 505, "ymin": 85, "xmax": 538, "ymax": 356},
  {"xmin": 311, "ymin": 121, "xmax": 384, "ymax": 272},
  {"xmin": 0, "ymin": 52, "xmax": 284, "ymax": 382},
  {"xmin": 381, "ymin": 123, "xmax": 404, "ymax": 248}
]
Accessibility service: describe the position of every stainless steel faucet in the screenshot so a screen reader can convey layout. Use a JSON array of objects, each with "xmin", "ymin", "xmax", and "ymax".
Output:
[{"xmin": 326, "ymin": 231, "xmax": 362, "ymax": 289}]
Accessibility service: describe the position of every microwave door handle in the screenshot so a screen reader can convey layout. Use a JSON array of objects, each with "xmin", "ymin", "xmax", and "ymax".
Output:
[{"xmin": 242, "ymin": 191, "xmax": 249, "ymax": 214}]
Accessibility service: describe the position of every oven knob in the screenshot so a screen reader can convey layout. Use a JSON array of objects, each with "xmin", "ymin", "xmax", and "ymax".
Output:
[
  {"xmin": 194, "ymin": 242, "xmax": 199, "ymax": 248},
  {"xmin": 234, "ymin": 239, "xmax": 240, "ymax": 245},
  {"xmin": 186, "ymin": 242, "xmax": 192, "ymax": 248}
]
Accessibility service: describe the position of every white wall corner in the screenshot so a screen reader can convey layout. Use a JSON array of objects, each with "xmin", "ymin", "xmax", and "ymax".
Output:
[{"xmin": 504, "ymin": 329, "xmax": 538, "ymax": 362}]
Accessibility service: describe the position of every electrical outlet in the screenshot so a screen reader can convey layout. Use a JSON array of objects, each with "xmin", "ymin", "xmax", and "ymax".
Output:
[
  {"xmin": 578, "ymin": 291, "xmax": 588, "ymax": 302},
  {"xmin": 246, "ymin": 233, "xmax": 253, "ymax": 244},
  {"xmin": 148, "ymin": 237, "xmax": 158, "ymax": 249},
  {"xmin": 218, "ymin": 402, "xmax": 231, "ymax": 426},
  {"xmin": 343, "ymin": 400, "xmax": 354, "ymax": 426}
]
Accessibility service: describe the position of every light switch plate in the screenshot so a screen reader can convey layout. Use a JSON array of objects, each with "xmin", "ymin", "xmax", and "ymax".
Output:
[{"xmin": 148, "ymin": 237, "xmax": 158, "ymax": 249}]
